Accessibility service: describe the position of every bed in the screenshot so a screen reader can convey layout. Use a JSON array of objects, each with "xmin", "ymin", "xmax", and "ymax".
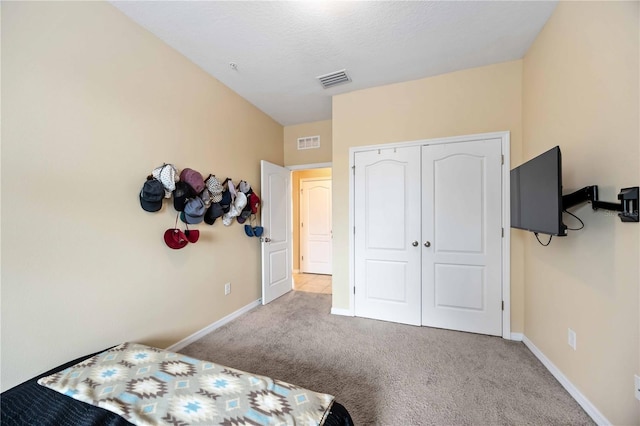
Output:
[{"xmin": 1, "ymin": 343, "xmax": 353, "ymax": 426}]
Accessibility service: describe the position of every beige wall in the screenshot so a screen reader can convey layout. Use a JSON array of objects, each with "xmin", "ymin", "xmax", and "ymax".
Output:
[
  {"xmin": 1, "ymin": 1, "xmax": 283, "ymax": 391},
  {"xmin": 284, "ymin": 119, "xmax": 332, "ymax": 166},
  {"xmin": 291, "ymin": 168, "xmax": 332, "ymax": 271},
  {"xmin": 522, "ymin": 2, "xmax": 639, "ymax": 424},
  {"xmin": 332, "ymin": 61, "xmax": 525, "ymax": 331}
]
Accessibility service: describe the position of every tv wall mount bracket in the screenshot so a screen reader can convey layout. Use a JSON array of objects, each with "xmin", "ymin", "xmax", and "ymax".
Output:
[{"xmin": 562, "ymin": 186, "xmax": 639, "ymax": 222}]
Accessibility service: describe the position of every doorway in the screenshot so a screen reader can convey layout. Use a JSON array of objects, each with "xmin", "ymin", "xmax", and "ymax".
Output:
[{"xmin": 291, "ymin": 167, "xmax": 332, "ymax": 294}]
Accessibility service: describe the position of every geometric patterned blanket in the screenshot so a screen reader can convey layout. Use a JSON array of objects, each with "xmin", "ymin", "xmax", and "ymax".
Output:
[{"xmin": 38, "ymin": 343, "xmax": 335, "ymax": 426}]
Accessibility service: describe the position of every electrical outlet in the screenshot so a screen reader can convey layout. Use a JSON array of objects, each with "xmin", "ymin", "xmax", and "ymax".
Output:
[
  {"xmin": 567, "ymin": 328, "xmax": 577, "ymax": 350},
  {"xmin": 224, "ymin": 283, "xmax": 231, "ymax": 295},
  {"xmin": 634, "ymin": 375, "xmax": 640, "ymax": 401}
]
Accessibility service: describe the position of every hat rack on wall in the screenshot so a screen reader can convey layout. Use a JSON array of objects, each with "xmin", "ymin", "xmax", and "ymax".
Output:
[{"xmin": 139, "ymin": 163, "xmax": 262, "ymax": 249}]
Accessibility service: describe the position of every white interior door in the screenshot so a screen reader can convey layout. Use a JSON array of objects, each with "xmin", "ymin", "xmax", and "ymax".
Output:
[
  {"xmin": 300, "ymin": 179, "xmax": 332, "ymax": 275},
  {"xmin": 354, "ymin": 146, "xmax": 422, "ymax": 326},
  {"xmin": 421, "ymin": 139, "xmax": 503, "ymax": 336},
  {"xmin": 261, "ymin": 160, "xmax": 292, "ymax": 305}
]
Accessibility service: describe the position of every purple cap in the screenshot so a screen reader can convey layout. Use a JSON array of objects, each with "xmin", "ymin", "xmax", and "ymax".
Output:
[{"xmin": 180, "ymin": 168, "xmax": 205, "ymax": 194}]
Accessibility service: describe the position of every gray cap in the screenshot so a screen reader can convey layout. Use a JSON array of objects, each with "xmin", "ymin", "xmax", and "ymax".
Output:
[{"xmin": 182, "ymin": 197, "xmax": 206, "ymax": 224}]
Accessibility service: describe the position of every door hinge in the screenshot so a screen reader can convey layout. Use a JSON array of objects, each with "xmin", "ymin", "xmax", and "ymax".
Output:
[
  {"xmin": 501, "ymin": 154, "xmax": 504, "ymax": 165},
  {"xmin": 502, "ymin": 228, "xmax": 504, "ymax": 238},
  {"xmin": 352, "ymin": 165, "xmax": 355, "ymax": 175},
  {"xmin": 353, "ymin": 286, "xmax": 356, "ymax": 294},
  {"xmin": 301, "ymin": 222, "xmax": 304, "ymax": 228},
  {"xmin": 502, "ymin": 301, "xmax": 504, "ymax": 311},
  {"xmin": 353, "ymin": 226, "xmax": 355, "ymax": 235}
]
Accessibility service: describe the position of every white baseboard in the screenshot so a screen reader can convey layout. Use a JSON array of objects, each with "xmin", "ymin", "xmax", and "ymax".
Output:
[
  {"xmin": 330, "ymin": 307, "xmax": 353, "ymax": 316},
  {"xmin": 510, "ymin": 332, "xmax": 523, "ymax": 341},
  {"xmin": 166, "ymin": 299, "xmax": 261, "ymax": 352},
  {"xmin": 522, "ymin": 335, "xmax": 610, "ymax": 426}
]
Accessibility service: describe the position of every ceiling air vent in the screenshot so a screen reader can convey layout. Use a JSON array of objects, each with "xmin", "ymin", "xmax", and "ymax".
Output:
[
  {"xmin": 297, "ymin": 135, "xmax": 320, "ymax": 150},
  {"xmin": 317, "ymin": 69, "xmax": 351, "ymax": 89}
]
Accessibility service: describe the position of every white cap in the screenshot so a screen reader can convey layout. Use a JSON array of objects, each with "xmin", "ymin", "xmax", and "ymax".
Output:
[
  {"xmin": 152, "ymin": 164, "xmax": 178, "ymax": 198},
  {"xmin": 222, "ymin": 192, "xmax": 247, "ymax": 226}
]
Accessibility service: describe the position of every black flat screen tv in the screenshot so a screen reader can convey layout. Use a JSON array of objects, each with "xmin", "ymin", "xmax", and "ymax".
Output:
[{"xmin": 511, "ymin": 146, "xmax": 567, "ymax": 236}]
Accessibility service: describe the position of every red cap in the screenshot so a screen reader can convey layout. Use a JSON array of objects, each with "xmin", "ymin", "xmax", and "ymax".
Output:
[
  {"xmin": 164, "ymin": 229, "xmax": 188, "ymax": 249},
  {"xmin": 249, "ymin": 193, "xmax": 261, "ymax": 214},
  {"xmin": 184, "ymin": 229, "xmax": 199, "ymax": 244}
]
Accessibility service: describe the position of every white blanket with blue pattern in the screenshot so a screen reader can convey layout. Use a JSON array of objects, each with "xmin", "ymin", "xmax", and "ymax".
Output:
[{"xmin": 38, "ymin": 342, "xmax": 334, "ymax": 426}]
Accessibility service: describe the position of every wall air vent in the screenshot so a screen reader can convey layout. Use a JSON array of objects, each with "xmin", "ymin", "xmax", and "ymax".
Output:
[
  {"xmin": 297, "ymin": 135, "xmax": 320, "ymax": 150},
  {"xmin": 317, "ymin": 69, "xmax": 351, "ymax": 89}
]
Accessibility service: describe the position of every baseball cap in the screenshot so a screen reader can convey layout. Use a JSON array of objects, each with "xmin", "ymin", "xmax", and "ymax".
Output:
[
  {"xmin": 220, "ymin": 188, "xmax": 232, "ymax": 213},
  {"xmin": 164, "ymin": 228, "xmax": 188, "ymax": 249},
  {"xmin": 181, "ymin": 197, "xmax": 206, "ymax": 224},
  {"xmin": 152, "ymin": 163, "xmax": 178, "ymax": 198},
  {"xmin": 205, "ymin": 175, "xmax": 223, "ymax": 203},
  {"xmin": 237, "ymin": 204, "xmax": 252, "ymax": 224},
  {"xmin": 140, "ymin": 178, "xmax": 165, "ymax": 212},
  {"xmin": 173, "ymin": 181, "xmax": 195, "ymax": 211},
  {"xmin": 180, "ymin": 168, "xmax": 205, "ymax": 194},
  {"xmin": 204, "ymin": 202, "xmax": 224, "ymax": 225},
  {"xmin": 248, "ymin": 192, "xmax": 261, "ymax": 214}
]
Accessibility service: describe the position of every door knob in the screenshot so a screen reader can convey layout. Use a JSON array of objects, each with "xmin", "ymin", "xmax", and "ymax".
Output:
[
  {"xmin": 262, "ymin": 237, "xmax": 272, "ymax": 243},
  {"xmin": 424, "ymin": 241, "xmax": 431, "ymax": 247},
  {"xmin": 412, "ymin": 241, "xmax": 419, "ymax": 247}
]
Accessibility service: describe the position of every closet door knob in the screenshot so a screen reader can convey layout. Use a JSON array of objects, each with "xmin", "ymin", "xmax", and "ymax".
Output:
[
  {"xmin": 412, "ymin": 241, "xmax": 419, "ymax": 247},
  {"xmin": 424, "ymin": 241, "xmax": 431, "ymax": 247}
]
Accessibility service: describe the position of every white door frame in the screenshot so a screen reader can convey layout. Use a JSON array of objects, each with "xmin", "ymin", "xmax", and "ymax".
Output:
[{"xmin": 348, "ymin": 131, "xmax": 512, "ymax": 339}]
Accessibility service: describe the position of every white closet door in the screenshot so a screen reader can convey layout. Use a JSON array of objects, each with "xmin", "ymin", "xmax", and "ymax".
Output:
[
  {"xmin": 421, "ymin": 139, "xmax": 503, "ymax": 336},
  {"xmin": 354, "ymin": 146, "xmax": 422, "ymax": 326}
]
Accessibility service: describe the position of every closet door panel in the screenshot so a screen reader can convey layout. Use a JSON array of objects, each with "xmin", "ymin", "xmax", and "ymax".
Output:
[
  {"xmin": 354, "ymin": 147, "xmax": 422, "ymax": 326},
  {"xmin": 422, "ymin": 139, "xmax": 503, "ymax": 336}
]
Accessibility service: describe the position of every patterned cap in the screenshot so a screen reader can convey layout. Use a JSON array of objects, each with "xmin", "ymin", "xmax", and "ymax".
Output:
[
  {"xmin": 205, "ymin": 175, "xmax": 223, "ymax": 203},
  {"xmin": 152, "ymin": 164, "xmax": 178, "ymax": 198}
]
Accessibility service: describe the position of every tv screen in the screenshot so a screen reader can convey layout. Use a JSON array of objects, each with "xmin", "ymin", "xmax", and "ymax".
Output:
[{"xmin": 511, "ymin": 146, "xmax": 567, "ymax": 236}]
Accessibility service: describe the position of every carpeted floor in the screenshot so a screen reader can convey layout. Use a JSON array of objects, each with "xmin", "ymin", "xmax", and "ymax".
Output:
[{"xmin": 181, "ymin": 291, "xmax": 594, "ymax": 425}]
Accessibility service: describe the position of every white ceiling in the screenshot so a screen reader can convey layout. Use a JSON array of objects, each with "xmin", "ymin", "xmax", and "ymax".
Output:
[{"xmin": 111, "ymin": 1, "xmax": 557, "ymax": 126}]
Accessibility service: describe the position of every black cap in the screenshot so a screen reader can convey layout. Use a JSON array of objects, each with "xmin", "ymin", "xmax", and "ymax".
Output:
[
  {"xmin": 220, "ymin": 189, "xmax": 232, "ymax": 213},
  {"xmin": 140, "ymin": 178, "xmax": 164, "ymax": 212},
  {"xmin": 173, "ymin": 181, "xmax": 195, "ymax": 211},
  {"xmin": 204, "ymin": 202, "xmax": 224, "ymax": 225},
  {"xmin": 237, "ymin": 204, "xmax": 252, "ymax": 224}
]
